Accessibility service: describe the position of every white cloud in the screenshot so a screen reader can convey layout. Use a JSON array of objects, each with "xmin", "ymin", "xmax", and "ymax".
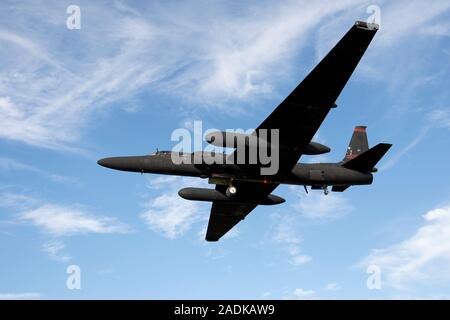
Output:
[
  {"xmin": 291, "ymin": 254, "xmax": 313, "ymax": 266},
  {"xmin": 0, "ymin": 0, "xmax": 448, "ymax": 151},
  {"xmin": 1, "ymin": 192, "xmax": 131, "ymax": 262},
  {"xmin": 98, "ymin": 267, "xmax": 115, "ymax": 275},
  {"xmin": 0, "ymin": 30, "xmax": 55, "ymax": 65},
  {"xmin": 270, "ymin": 188, "xmax": 352, "ymax": 266},
  {"xmin": 360, "ymin": 204, "xmax": 450, "ymax": 291},
  {"xmin": 289, "ymin": 288, "xmax": 317, "ymax": 300},
  {"xmin": 0, "ymin": 4, "xmax": 168, "ymax": 149},
  {"xmin": 0, "ymin": 192, "xmax": 39, "ymax": 210},
  {"xmin": 2, "ymin": 192, "xmax": 131, "ymax": 237},
  {"xmin": 0, "ymin": 156, "xmax": 78, "ymax": 184},
  {"xmin": 272, "ymin": 214, "xmax": 301, "ymax": 245},
  {"xmin": 19, "ymin": 203, "xmax": 131, "ymax": 236},
  {"xmin": 146, "ymin": 176, "xmax": 180, "ymax": 190},
  {"xmin": 290, "ymin": 187, "xmax": 353, "ymax": 221},
  {"xmin": 204, "ymin": 247, "xmax": 231, "ymax": 260},
  {"xmin": 428, "ymin": 108, "xmax": 450, "ymax": 130},
  {"xmin": 141, "ymin": 176, "xmax": 209, "ymax": 239},
  {"xmin": 381, "ymin": 107, "xmax": 450, "ymax": 171},
  {"xmin": 42, "ymin": 240, "xmax": 71, "ymax": 263},
  {"xmin": 324, "ymin": 282, "xmax": 341, "ymax": 292},
  {"xmin": 307, "ymin": 2, "xmax": 450, "ymax": 176},
  {"xmin": 422, "ymin": 22, "xmax": 450, "ymax": 37},
  {"xmin": 272, "ymin": 214, "xmax": 312, "ymax": 266},
  {"xmin": 8, "ymin": 0, "xmax": 448, "ymax": 149},
  {"xmin": 141, "ymin": 193, "xmax": 204, "ymax": 239},
  {"xmin": 0, "ymin": 292, "xmax": 41, "ymax": 300},
  {"xmin": 142, "ymin": 175, "xmax": 241, "ymax": 241},
  {"xmin": 376, "ymin": 1, "xmax": 450, "ymax": 46},
  {"xmin": 379, "ymin": 126, "xmax": 429, "ymax": 171}
]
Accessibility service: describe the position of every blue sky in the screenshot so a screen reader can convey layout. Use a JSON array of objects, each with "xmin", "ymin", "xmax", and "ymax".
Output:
[{"xmin": 1, "ymin": 0, "xmax": 450, "ymax": 299}]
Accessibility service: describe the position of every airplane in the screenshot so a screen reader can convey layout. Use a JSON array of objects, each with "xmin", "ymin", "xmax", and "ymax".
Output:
[{"xmin": 98, "ymin": 21, "xmax": 392, "ymax": 242}]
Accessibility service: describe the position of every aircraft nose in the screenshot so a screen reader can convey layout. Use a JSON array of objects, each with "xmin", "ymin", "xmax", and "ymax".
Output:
[
  {"xmin": 97, "ymin": 156, "xmax": 146, "ymax": 172},
  {"xmin": 97, "ymin": 157, "xmax": 132, "ymax": 171},
  {"xmin": 97, "ymin": 157, "xmax": 118, "ymax": 169}
]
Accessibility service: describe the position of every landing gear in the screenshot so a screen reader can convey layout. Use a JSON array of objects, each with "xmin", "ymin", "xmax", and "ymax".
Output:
[
  {"xmin": 310, "ymin": 185, "xmax": 329, "ymax": 195},
  {"xmin": 226, "ymin": 185, "xmax": 237, "ymax": 197}
]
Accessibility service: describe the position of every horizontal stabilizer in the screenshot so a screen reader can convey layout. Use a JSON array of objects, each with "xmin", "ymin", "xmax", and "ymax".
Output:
[{"xmin": 342, "ymin": 143, "xmax": 392, "ymax": 173}]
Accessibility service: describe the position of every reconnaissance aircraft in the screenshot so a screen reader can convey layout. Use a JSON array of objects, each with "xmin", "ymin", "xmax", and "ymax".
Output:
[{"xmin": 98, "ymin": 21, "xmax": 391, "ymax": 241}]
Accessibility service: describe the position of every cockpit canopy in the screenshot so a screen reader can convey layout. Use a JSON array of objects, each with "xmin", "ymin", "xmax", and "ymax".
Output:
[
  {"xmin": 150, "ymin": 150, "xmax": 194, "ymax": 156},
  {"xmin": 150, "ymin": 150, "xmax": 172, "ymax": 155}
]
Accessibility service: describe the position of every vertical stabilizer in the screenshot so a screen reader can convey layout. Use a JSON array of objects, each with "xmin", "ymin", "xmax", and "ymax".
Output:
[{"xmin": 343, "ymin": 126, "xmax": 369, "ymax": 161}]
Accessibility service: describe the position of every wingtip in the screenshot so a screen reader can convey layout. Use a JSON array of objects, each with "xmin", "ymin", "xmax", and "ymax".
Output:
[
  {"xmin": 354, "ymin": 20, "xmax": 379, "ymax": 31},
  {"xmin": 376, "ymin": 142, "xmax": 393, "ymax": 150}
]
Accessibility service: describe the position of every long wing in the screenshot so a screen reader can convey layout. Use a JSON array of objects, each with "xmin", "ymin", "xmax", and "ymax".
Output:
[
  {"xmin": 205, "ymin": 21, "xmax": 378, "ymax": 241},
  {"xmin": 205, "ymin": 202, "xmax": 256, "ymax": 242},
  {"xmin": 257, "ymin": 21, "xmax": 378, "ymax": 172},
  {"xmin": 205, "ymin": 182, "xmax": 277, "ymax": 241}
]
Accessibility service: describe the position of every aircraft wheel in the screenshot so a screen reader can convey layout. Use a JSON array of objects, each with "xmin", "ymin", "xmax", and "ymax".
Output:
[{"xmin": 226, "ymin": 185, "xmax": 237, "ymax": 197}]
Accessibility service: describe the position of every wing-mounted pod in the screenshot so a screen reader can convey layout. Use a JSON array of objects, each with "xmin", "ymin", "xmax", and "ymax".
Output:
[
  {"xmin": 205, "ymin": 131, "xmax": 330, "ymax": 155},
  {"xmin": 298, "ymin": 142, "xmax": 330, "ymax": 155},
  {"xmin": 178, "ymin": 187, "xmax": 285, "ymax": 205}
]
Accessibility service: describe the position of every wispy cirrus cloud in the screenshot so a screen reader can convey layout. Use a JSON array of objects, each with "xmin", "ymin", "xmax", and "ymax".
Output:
[
  {"xmin": 9, "ymin": 0, "xmax": 450, "ymax": 150},
  {"xmin": 0, "ymin": 192, "xmax": 39, "ymax": 210},
  {"xmin": 428, "ymin": 108, "xmax": 450, "ymax": 130},
  {"xmin": 0, "ymin": 2, "xmax": 170, "ymax": 150},
  {"xmin": 380, "ymin": 107, "xmax": 450, "ymax": 171},
  {"xmin": 1, "ymin": 0, "xmax": 449, "ymax": 155},
  {"xmin": 379, "ymin": 126, "xmax": 429, "ymax": 171},
  {"xmin": 375, "ymin": 1, "xmax": 450, "ymax": 46},
  {"xmin": 309, "ymin": 1, "xmax": 450, "ymax": 172},
  {"xmin": 0, "ymin": 156, "xmax": 79, "ymax": 184}
]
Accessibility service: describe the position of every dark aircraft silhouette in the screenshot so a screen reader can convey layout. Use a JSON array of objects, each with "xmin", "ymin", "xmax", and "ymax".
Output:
[{"xmin": 98, "ymin": 21, "xmax": 391, "ymax": 241}]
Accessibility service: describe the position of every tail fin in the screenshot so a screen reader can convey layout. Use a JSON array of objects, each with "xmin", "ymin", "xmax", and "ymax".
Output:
[
  {"xmin": 343, "ymin": 126, "xmax": 369, "ymax": 161},
  {"xmin": 342, "ymin": 143, "xmax": 392, "ymax": 172}
]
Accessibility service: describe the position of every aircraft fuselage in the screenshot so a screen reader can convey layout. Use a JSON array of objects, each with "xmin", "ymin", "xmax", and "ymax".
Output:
[{"xmin": 97, "ymin": 152, "xmax": 372, "ymax": 188}]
